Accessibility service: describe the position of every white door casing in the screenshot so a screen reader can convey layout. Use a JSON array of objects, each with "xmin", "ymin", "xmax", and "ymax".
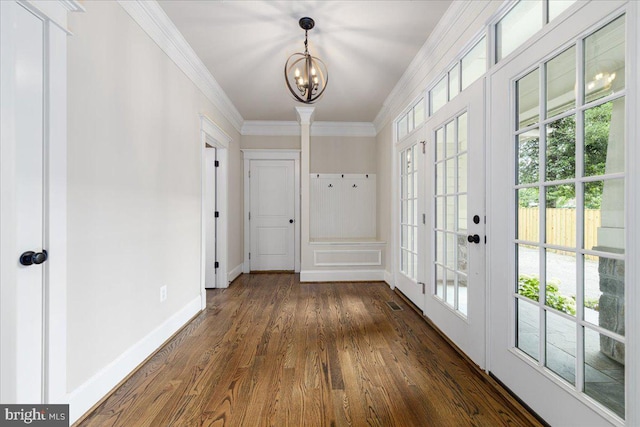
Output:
[
  {"xmin": 249, "ymin": 160, "xmax": 296, "ymax": 271},
  {"xmin": 200, "ymin": 115, "xmax": 231, "ymax": 304},
  {"xmin": 424, "ymin": 78, "xmax": 486, "ymax": 368},
  {"xmin": 395, "ymin": 127, "xmax": 427, "ymax": 311},
  {"xmin": 204, "ymin": 147, "xmax": 217, "ymax": 289}
]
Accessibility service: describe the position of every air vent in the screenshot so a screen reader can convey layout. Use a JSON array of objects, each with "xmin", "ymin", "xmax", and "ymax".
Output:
[{"xmin": 386, "ymin": 301, "xmax": 403, "ymax": 311}]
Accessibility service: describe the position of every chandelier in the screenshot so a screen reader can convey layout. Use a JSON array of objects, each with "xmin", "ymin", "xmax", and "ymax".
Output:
[{"xmin": 284, "ymin": 17, "xmax": 328, "ymax": 104}]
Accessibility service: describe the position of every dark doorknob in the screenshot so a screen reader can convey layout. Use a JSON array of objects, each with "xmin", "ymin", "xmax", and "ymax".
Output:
[
  {"xmin": 20, "ymin": 250, "xmax": 48, "ymax": 266},
  {"xmin": 289, "ymin": 219, "xmax": 294, "ymax": 224},
  {"xmin": 467, "ymin": 234, "xmax": 480, "ymax": 244}
]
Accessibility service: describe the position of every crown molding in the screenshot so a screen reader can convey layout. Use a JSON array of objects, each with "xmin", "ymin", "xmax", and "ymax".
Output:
[
  {"xmin": 373, "ymin": 0, "xmax": 491, "ymax": 133},
  {"xmin": 241, "ymin": 120, "xmax": 377, "ymax": 137},
  {"xmin": 58, "ymin": 0, "xmax": 85, "ymax": 12},
  {"xmin": 117, "ymin": 0, "xmax": 244, "ymax": 133}
]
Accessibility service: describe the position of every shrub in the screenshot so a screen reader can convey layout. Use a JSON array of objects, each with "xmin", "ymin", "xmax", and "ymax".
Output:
[{"xmin": 518, "ymin": 275, "xmax": 576, "ymax": 315}]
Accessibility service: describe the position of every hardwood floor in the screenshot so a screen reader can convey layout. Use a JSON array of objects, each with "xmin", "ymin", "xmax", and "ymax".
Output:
[{"xmin": 77, "ymin": 274, "xmax": 542, "ymax": 427}]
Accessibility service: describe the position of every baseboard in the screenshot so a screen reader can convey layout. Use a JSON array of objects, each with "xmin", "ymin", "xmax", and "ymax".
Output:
[
  {"xmin": 300, "ymin": 269, "xmax": 385, "ymax": 282},
  {"xmin": 227, "ymin": 263, "xmax": 243, "ymax": 286},
  {"xmin": 67, "ymin": 296, "xmax": 202, "ymax": 424},
  {"xmin": 384, "ymin": 270, "xmax": 393, "ymax": 287}
]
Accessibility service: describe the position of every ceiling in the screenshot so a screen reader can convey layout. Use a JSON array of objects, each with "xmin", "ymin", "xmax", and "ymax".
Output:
[{"xmin": 158, "ymin": 1, "xmax": 453, "ymax": 123}]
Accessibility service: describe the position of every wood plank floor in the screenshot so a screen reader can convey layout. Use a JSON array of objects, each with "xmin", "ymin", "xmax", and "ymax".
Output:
[{"xmin": 77, "ymin": 274, "xmax": 542, "ymax": 427}]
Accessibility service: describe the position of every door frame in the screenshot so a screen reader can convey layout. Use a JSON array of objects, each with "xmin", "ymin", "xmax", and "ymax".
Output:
[
  {"xmin": 0, "ymin": 0, "xmax": 83, "ymax": 404},
  {"xmin": 200, "ymin": 115, "xmax": 231, "ymax": 305},
  {"xmin": 242, "ymin": 149, "xmax": 301, "ymax": 273}
]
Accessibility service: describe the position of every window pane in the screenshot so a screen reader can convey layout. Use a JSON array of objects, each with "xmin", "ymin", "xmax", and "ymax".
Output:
[
  {"xmin": 584, "ymin": 327, "xmax": 625, "ymax": 418},
  {"xmin": 517, "ymin": 244, "xmax": 540, "ymax": 300},
  {"xmin": 436, "ymin": 162, "xmax": 444, "ymax": 195},
  {"xmin": 546, "ymin": 46, "xmax": 576, "ymax": 118},
  {"xmin": 436, "ymin": 196, "xmax": 444, "ymax": 229},
  {"xmin": 584, "ymin": 99, "xmax": 625, "ymax": 177},
  {"xmin": 398, "ymin": 115, "xmax": 408, "ymax": 140},
  {"xmin": 446, "ymin": 159, "xmax": 455, "ymax": 194},
  {"xmin": 545, "ymin": 184, "xmax": 576, "ymax": 247},
  {"xmin": 461, "ymin": 37, "xmax": 486, "ymax": 90},
  {"xmin": 518, "ymin": 187, "xmax": 540, "ymax": 242},
  {"xmin": 431, "ymin": 76, "xmax": 447, "ymax": 114},
  {"xmin": 458, "ymin": 153, "xmax": 468, "ymax": 193},
  {"xmin": 436, "ymin": 127, "xmax": 445, "ymax": 161},
  {"xmin": 436, "ymin": 265, "xmax": 445, "ymax": 298},
  {"xmin": 497, "ymin": 1, "xmax": 543, "ymax": 61},
  {"xmin": 546, "ymin": 115, "xmax": 575, "ymax": 181},
  {"xmin": 446, "ymin": 233, "xmax": 455, "ymax": 269},
  {"xmin": 517, "ymin": 298, "xmax": 540, "ymax": 361},
  {"xmin": 457, "ymin": 235, "xmax": 468, "ymax": 274},
  {"xmin": 408, "ymin": 108, "xmax": 414, "ymax": 132},
  {"xmin": 458, "ymin": 112, "xmax": 468, "ymax": 152},
  {"xmin": 458, "ymin": 194, "xmax": 467, "ymax": 233},
  {"xmin": 446, "ymin": 268, "xmax": 455, "ymax": 306},
  {"xmin": 584, "ymin": 256, "xmax": 624, "ymax": 338},
  {"xmin": 518, "ymin": 129, "xmax": 540, "ymax": 184},
  {"xmin": 546, "ymin": 249, "xmax": 576, "ymax": 316},
  {"xmin": 518, "ymin": 68, "xmax": 540, "ymax": 129},
  {"xmin": 546, "ymin": 310, "xmax": 576, "ymax": 385},
  {"xmin": 584, "ymin": 179, "xmax": 624, "ymax": 252},
  {"xmin": 446, "ymin": 120, "xmax": 456, "ymax": 157},
  {"xmin": 449, "ymin": 64, "xmax": 460, "ymax": 99},
  {"xmin": 414, "ymin": 99, "xmax": 425, "ymax": 127},
  {"xmin": 585, "ymin": 16, "xmax": 625, "ymax": 104},
  {"xmin": 436, "ymin": 231, "xmax": 444, "ymax": 263},
  {"xmin": 548, "ymin": 0, "xmax": 576, "ymax": 21},
  {"xmin": 446, "ymin": 196, "xmax": 455, "ymax": 231}
]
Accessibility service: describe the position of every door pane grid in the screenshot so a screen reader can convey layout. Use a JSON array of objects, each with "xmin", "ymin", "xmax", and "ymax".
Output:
[
  {"xmin": 401, "ymin": 145, "xmax": 418, "ymax": 279},
  {"xmin": 513, "ymin": 16, "xmax": 626, "ymax": 419},
  {"xmin": 434, "ymin": 113, "xmax": 468, "ymax": 315}
]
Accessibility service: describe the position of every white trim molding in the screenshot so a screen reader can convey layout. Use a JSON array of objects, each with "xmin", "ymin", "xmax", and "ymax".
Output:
[
  {"xmin": 200, "ymin": 115, "xmax": 231, "ymax": 309},
  {"xmin": 227, "ymin": 263, "xmax": 243, "ymax": 284},
  {"xmin": 313, "ymin": 250, "xmax": 382, "ymax": 267},
  {"xmin": 67, "ymin": 296, "xmax": 201, "ymax": 424},
  {"xmin": 300, "ymin": 269, "xmax": 385, "ymax": 283},
  {"xmin": 117, "ymin": 0, "xmax": 244, "ymax": 133}
]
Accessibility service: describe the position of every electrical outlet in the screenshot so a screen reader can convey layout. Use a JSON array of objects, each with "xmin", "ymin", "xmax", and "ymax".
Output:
[{"xmin": 160, "ymin": 285, "xmax": 167, "ymax": 302}]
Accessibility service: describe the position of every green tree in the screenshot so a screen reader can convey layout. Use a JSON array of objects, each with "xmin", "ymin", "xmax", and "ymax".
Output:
[{"xmin": 517, "ymin": 102, "xmax": 612, "ymax": 209}]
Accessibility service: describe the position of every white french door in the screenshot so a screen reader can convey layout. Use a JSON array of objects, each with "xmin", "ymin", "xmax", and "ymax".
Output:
[
  {"xmin": 396, "ymin": 129, "xmax": 426, "ymax": 311},
  {"xmin": 249, "ymin": 160, "xmax": 296, "ymax": 271},
  {"xmin": 488, "ymin": 2, "xmax": 633, "ymax": 425},
  {"xmin": 424, "ymin": 79, "xmax": 486, "ymax": 368}
]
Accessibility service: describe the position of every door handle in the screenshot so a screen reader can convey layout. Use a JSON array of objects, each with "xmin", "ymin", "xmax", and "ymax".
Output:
[
  {"xmin": 20, "ymin": 249, "xmax": 48, "ymax": 266},
  {"xmin": 289, "ymin": 219, "xmax": 294, "ymax": 224},
  {"xmin": 467, "ymin": 234, "xmax": 480, "ymax": 244}
]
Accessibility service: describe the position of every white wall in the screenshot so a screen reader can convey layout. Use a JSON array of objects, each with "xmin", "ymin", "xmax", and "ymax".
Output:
[
  {"xmin": 310, "ymin": 136, "xmax": 376, "ymax": 174},
  {"xmin": 240, "ymin": 134, "xmax": 300, "ymax": 150},
  {"xmin": 66, "ymin": 0, "xmax": 241, "ymax": 397}
]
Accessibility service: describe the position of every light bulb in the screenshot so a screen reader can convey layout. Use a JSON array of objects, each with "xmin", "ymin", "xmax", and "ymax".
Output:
[
  {"xmin": 311, "ymin": 67, "xmax": 316, "ymax": 76},
  {"xmin": 295, "ymin": 68, "xmax": 300, "ymax": 78}
]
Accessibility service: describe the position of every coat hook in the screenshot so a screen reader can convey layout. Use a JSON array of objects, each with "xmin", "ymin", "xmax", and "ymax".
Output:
[
  {"xmin": 328, "ymin": 184, "xmax": 333, "ymax": 188},
  {"xmin": 352, "ymin": 184, "xmax": 357, "ymax": 188},
  {"xmin": 366, "ymin": 174, "xmax": 369, "ymax": 178},
  {"xmin": 341, "ymin": 174, "xmax": 344, "ymax": 178},
  {"xmin": 317, "ymin": 174, "xmax": 319, "ymax": 178}
]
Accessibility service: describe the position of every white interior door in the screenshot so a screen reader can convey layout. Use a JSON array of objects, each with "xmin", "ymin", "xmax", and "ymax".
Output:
[
  {"xmin": 488, "ymin": 3, "xmax": 630, "ymax": 425},
  {"xmin": 204, "ymin": 147, "xmax": 217, "ymax": 288},
  {"xmin": 0, "ymin": 1, "xmax": 46, "ymax": 403},
  {"xmin": 396, "ymin": 128, "xmax": 426, "ymax": 311},
  {"xmin": 424, "ymin": 79, "xmax": 486, "ymax": 368},
  {"xmin": 249, "ymin": 160, "xmax": 295, "ymax": 271}
]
